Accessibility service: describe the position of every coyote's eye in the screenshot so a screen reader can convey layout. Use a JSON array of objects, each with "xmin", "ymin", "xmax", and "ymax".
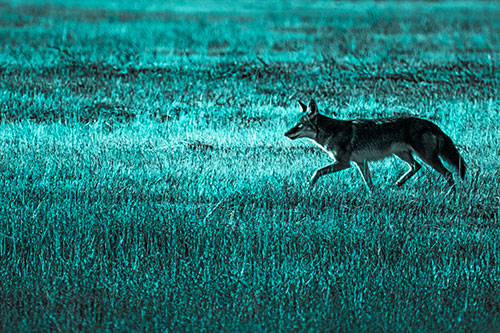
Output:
[{"xmin": 297, "ymin": 124, "xmax": 304, "ymax": 128}]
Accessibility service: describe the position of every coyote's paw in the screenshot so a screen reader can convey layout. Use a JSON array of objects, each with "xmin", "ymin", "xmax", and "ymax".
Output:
[{"xmin": 310, "ymin": 173, "xmax": 319, "ymax": 187}]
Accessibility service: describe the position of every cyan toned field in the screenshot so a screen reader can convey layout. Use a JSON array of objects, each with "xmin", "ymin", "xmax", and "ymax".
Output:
[{"xmin": 1, "ymin": 1, "xmax": 500, "ymax": 331}]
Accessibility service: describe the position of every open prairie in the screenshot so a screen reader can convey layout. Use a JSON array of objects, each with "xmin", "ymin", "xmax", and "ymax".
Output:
[{"xmin": 1, "ymin": 0, "xmax": 500, "ymax": 330}]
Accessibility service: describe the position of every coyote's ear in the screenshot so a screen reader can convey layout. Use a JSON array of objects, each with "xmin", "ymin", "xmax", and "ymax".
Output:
[
  {"xmin": 308, "ymin": 99, "xmax": 318, "ymax": 115},
  {"xmin": 298, "ymin": 100, "xmax": 307, "ymax": 112}
]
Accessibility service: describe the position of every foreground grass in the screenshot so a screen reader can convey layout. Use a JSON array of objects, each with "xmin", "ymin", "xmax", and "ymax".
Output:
[
  {"xmin": 1, "ymin": 0, "xmax": 500, "ymax": 331},
  {"xmin": 1, "ymin": 107, "xmax": 499, "ymax": 330}
]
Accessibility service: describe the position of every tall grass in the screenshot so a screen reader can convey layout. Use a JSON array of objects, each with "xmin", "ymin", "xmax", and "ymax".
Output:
[{"xmin": 1, "ymin": 1, "xmax": 500, "ymax": 331}]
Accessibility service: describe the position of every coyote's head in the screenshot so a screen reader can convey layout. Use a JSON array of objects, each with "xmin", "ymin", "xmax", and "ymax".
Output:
[{"xmin": 284, "ymin": 99, "xmax": 319, "ymax": 140}]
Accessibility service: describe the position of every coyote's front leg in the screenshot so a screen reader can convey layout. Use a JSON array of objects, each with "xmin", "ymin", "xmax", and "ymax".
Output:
[
  {"xmin": 354, "ymin": 161, "xmax": 375, "ymax": 191},
  {"xmin": 310, "ymin": 161, "xmax": 350, "ymax": 187}
]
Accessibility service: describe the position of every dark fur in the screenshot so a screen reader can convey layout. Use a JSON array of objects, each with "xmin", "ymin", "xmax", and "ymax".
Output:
[
  {"xmin": 285, "ymin": 99, "xmax": 466, "ymax": 187},
  {"xmin": 316, "ymin": 116, "xmax": 466, "ymax": 179}
]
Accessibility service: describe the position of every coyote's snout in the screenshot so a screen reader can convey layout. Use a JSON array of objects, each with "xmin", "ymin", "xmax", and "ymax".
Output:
[{"xmin": 285, "ymin": 99, "xmax": 466, "ymax": 189}]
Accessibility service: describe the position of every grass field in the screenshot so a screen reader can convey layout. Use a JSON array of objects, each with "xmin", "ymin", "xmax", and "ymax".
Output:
[{"xmin": 1, "ymin": 0, "xmax": 500, "ymax": 331}]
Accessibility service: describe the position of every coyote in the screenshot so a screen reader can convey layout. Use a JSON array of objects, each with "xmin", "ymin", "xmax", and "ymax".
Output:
[{"xmin": 285, "ymin": 99, "xmax": 466, "ymax": 189}]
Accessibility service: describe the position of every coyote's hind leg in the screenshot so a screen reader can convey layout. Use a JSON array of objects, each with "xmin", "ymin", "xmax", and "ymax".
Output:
[
  {"xmin": 417, "ymin": 152, "xmax": 455, "ymax": 187},
  {"xmin": 395, "ymin": 152, "xmax": 422, "ymax": 186}
]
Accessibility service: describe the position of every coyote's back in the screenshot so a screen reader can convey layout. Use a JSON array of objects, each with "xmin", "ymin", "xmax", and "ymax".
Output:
[{"xmin": 285, "ymin": 99, "xmax": 466, "ymax": 189}]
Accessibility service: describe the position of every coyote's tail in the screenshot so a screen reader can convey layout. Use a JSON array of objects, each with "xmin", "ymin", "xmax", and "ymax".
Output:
[{"xmin": 438, "ymin": 133, "xmax": 466, "ymax": 179}]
